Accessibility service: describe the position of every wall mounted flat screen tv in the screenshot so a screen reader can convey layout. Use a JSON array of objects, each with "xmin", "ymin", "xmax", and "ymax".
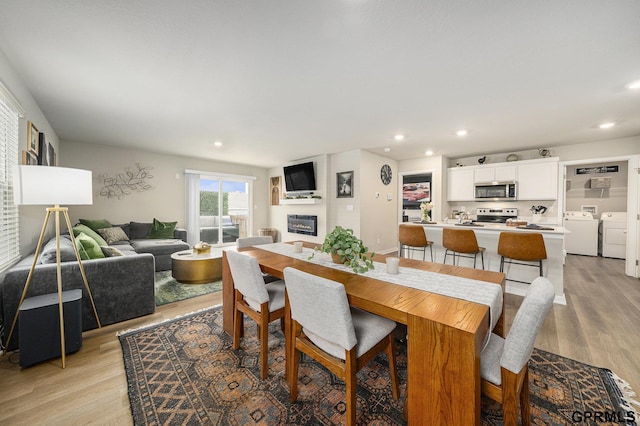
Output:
[{"xmin": 284, "ymin": 161, "xmax": 316, "ymax": 192}]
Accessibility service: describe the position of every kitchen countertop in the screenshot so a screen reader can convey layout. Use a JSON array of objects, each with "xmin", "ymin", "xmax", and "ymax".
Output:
[{"xmin": 409, "ymin": 221, "xmax": 569, "ymax": 235}]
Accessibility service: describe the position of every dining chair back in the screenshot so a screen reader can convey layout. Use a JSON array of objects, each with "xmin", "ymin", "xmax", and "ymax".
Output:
[
  {"xmin": 480, "ymin": 276, "xmax": 555, "ymax": 425},
  {"xmin": 236, "ymin": 236, "xmax": 273, "ymax": 248},
  {"xmin": 497, "ymin": 232, "xmax": 547, "ymax": 283},
  {"xmin": 283, "ymin": 267, "xmax": 399, "ymax": 425},
  {"xmin": 398, "ymin": 224, "xmax": 434, "ymax": 261},
  {"xmin": 442, "ymin": 228, "xmax": 486, "ymax": 269},
  {"xmin": 236, "ymin": 236, "xmax": 279, "ymax": 283},
  {"xmin": 227, "ymin": 249, "xmax": 286, "ymax": 379}
]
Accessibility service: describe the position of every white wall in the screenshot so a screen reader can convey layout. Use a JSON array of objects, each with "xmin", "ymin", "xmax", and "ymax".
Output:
[
  {"xmin": 0, "ymin": 49, "xmax": 61, "ymax": 256},
  {"xmin": 268, "ymin": 155, "xmax": 328, "ymax": 244},
  {"xmin": 358, "ymin": 151, "xmax": 398, "ymax": 253},
  {"xmin": 449, "ymin": 137, "xmax": 640, "ymax": 167},
  {"xmin": 327, "ymin": 150, "xmax": 361, "ymax": 234},
  {"xmin": 60, "ymin": 141, "xmax": 270, "ymax": 234}
]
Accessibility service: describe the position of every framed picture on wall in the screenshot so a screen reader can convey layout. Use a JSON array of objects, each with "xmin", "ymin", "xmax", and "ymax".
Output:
[
  {"xmin": 337, "ymin": 171, "xmax": 353, "ymax": 198},
  {"xmin": 38, "ymin": 133, "xmax": 48, "ymax": 165},
  {"xmin": 48, "ymin": 142, "xmax": 55, "ymax": 166},
  {"xmin": 27, "ymin": 121, "xmax": 39, "ymax": 155},
  {"xmin": 21, "ymin": 150, "xmax": 37, "ymax": 165}
]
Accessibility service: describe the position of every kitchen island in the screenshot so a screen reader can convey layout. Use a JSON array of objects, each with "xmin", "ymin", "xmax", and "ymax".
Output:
[{"xmin": 403, "ymin": 221, "xmax": 568, "ymax": 304}]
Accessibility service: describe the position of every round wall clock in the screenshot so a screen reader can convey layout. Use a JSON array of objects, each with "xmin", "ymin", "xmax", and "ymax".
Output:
[{"xmin": 380, "ymin": 164, "xmax": 392, "ymax": 185}]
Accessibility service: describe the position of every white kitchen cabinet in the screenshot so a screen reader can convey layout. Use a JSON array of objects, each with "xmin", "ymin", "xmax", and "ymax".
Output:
[
  {"xmin": 447, "ymin": 168, "xmax": 474, "ymax": 201},
  {"xmin": 474, "ymin": 165, "xmax": 516, "ymax": 183},
  {"xmin": 517, "ymin": 160, "xmax": 558, "ymax": 200}
]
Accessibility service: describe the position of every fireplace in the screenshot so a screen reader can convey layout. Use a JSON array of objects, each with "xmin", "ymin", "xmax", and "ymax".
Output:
[{"xmin": 287, "ymin": 215, "xmax": 318, "ymax": 236}]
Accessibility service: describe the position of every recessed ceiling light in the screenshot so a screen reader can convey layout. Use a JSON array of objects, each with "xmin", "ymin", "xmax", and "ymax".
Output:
[
  {"xmin": 456, "ymin": 130, "xmax": 468, "ymax": 137},
  {"xmin": 394, "ymin": 134, "xmax": 405, "ymax": 141},
  {"xmin": 213, "ymin": 140, "xmax": 223, "ymax": 147},
  {"xmin": 425, "ymin": 150, "xmax": 434, "ymax": 156},
  {"xmin": 383, "ymin": 147, "xmax": 391, "ymax": 152},
  {"xmin": 599, "ymin": 122, "xmax": 615, "ymax": 129},
  {"xmin": 626, "ymin": 80, "xmax": 640, "ymax": 90}
]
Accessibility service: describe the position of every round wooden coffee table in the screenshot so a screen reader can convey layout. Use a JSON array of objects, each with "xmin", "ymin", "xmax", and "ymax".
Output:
[{"xmin": 171, "ymin": 248, "xmax": 223, "ymax": 284}]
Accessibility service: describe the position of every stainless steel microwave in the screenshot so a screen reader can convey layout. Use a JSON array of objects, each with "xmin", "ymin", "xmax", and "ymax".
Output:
[{"xmin": 474, "ymin": 182, "xmax": 517, "ymax": 201}]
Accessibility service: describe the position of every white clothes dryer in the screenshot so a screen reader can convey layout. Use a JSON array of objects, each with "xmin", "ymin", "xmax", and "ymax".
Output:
[
  {"xmin": 564, "ymin": 211, "xmax": 599, "ymax": 256},
  {"xmin": 600, "ymin": 212, "xmax": 627, "ymax": 259}
]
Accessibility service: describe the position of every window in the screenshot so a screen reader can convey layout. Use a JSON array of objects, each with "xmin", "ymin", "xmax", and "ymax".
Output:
[
  {"xmin": 185, "ymin": 170, "xmax": 255, "ymax": 246},
  {"xmin": 0, "ymin": 83, "xmax": 22, "ymax": 272}
]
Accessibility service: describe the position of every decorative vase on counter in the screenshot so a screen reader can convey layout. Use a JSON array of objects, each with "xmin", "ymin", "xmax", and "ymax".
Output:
[
  {"xmin": 532, "ymin": 213, "xmax": 542, "ymax": 223},
  {"xmin": 422, "ymin": 212, "xmax": 431, "ymax": 222}
]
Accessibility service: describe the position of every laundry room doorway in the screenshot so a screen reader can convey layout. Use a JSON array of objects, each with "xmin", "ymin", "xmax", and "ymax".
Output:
[{"xmin": 559, "ymin": 155, "xmax": 640, "ymax": 278}]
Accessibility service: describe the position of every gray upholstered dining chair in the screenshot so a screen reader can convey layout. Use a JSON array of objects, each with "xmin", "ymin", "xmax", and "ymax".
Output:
[
  {"xmin": 283, "ymin": 267, "xmax": 399, "ymax": 426},
  {"xmin": 236, "ymin": 236, "xmax": 273, "ymax": 248},
  {"xmin": 480, "ymin": 276, "xmax": 555, "ymax": 425},
  {"xmin": 236, "ymin": 236, "xmax": 279, "ymax": 283},
  {"xmin": 226, "ymin": 249, "xmax": 286, "ymax": 379}
]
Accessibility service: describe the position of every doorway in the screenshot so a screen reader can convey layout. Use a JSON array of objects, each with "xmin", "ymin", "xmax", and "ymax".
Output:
[{"xmin": 559, "ymin": 155, "xmax": 640, "ymax": 278}]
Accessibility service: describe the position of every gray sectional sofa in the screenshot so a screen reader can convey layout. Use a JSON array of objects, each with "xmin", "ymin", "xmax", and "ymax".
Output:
[{"xmin": 0, "ymin": 220, "xmax": 189, "ymax": 351}]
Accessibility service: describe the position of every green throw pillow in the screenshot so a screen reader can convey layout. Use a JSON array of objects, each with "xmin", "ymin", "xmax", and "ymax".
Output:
[
  {"xmin": 75, "ymin": 237, "xmax": 90, "ymax": 260},
  {"xmin": 75, "ymin": 232, "xmax": 106, "ymax": 259},
  {"xmin": 73, "ymin": 224, "xmax": 108, "ymax": 247},
  {"xmin": 79, "ymin": 218, "xmax": 112, "ymax": 232},
  {"xmin": 148, "ymin": 218, "xmax": 177, "ymax": 239}
]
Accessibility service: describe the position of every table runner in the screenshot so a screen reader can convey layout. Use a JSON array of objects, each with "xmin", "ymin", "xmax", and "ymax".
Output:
[{"xmin": 255, "ymin": 243, "xmax": 503, "ymax": 333}]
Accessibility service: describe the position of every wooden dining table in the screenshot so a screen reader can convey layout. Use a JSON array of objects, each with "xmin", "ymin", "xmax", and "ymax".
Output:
[{"xmin": 222, "ymin": 242, "xmax": 505, "ymax": 425}]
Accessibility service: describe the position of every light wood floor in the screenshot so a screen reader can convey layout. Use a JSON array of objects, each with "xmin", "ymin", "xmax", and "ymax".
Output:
[{"xmin": 0, "ymin": 255, "xmax": 638, "ymax": 425}]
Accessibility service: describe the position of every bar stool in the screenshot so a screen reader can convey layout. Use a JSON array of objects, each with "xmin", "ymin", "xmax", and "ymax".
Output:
[
  {"xmin": 442, "ymin": 228, "xmax": 485, "ymax": 269},
  {"xmin": 399, "ymin": 224, "xmax": 434, "ymax": 261},
  {"xmin": 497, "ymin": 232, "xmax": 547, "ymax": 284}
]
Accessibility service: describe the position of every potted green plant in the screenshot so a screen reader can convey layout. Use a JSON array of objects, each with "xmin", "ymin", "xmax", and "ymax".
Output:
[{"xmin": 310, "ymin": 226, "xmax": 374, "ymax": 274}]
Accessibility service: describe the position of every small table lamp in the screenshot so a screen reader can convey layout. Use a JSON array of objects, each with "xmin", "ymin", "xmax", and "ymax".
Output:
[{"xmin": 6, "ymin": 165, "xmax": 101, "ymax": 368}]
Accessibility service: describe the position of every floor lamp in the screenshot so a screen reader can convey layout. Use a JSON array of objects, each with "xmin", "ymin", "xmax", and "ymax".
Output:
[{"xmin": 5, "ymin": 165, "xmax": 101, "ymax": 368}]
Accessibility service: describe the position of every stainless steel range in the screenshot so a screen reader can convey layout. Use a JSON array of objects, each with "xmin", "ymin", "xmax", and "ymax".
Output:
[{"xmin": 476, "ymin": 208, "xmax": 518, "ymax": 223}]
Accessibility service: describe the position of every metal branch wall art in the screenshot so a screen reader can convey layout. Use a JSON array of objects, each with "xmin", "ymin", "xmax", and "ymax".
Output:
[{"xmin": 99, "ymin": 163, "xmax": 154, "ymax": 199}]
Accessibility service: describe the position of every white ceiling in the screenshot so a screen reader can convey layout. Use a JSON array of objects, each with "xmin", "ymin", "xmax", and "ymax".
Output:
[{"xmin": 1, "ymin": 1, "xmax": 639, "ymax": 168}]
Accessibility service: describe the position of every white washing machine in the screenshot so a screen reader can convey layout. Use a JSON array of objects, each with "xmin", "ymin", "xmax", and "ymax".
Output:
[
  {"xmin": 600, "ymin": 212, "xmax": 627, "ymax": 259},
  {"xmin": 564, "ymin": 211, "xmax": 599, "ymax": 256}
]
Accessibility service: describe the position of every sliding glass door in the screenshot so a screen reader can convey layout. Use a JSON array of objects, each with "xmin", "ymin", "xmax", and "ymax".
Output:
[{"xmin": 185, "ymin": 171, "xmax": 254, "ymax": 246}]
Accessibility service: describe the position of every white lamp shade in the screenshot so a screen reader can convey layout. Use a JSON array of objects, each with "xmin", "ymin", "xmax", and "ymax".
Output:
[{"xmin": 13, "ymin": 165, "xmax": 93, "ymax": 205}]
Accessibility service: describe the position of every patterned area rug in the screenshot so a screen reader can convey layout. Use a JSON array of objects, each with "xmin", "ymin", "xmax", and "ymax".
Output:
[
  {"xmin": 118, "ymin": 306, "xmax": 638, "ymax": 425},
  {"xmin": 154, "ymin": 271, "xmax": 222, "ymax": 306}
]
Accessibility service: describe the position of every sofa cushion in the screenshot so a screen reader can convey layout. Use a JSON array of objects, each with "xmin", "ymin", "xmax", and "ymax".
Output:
[
  {"xmin": 148, "ymin": 218, "xmax": 177, "ymax": 239},
  {"xmin": 76, "ymin": 232, "xmax": 106, "ymax": 259},
  {"xmin": 130, "ymin": 239, "xmax": 189, "ymax": 256},
  {"xmin": 39, "ymin": 236, "xmax": 77, "ymax": 264},
  {"xmin": 79, "ymin": 218, "xmax": 112, "ymax": 232},
  {"xmin": 113, "ymin": 223, "xmax": 131, "ymax": 239},
  {"xmin": 75, "ymin": 238, "xmax": 90, "ymax": 260},
  {"xmin": 101, "ymin": 246, "xmax": 126, "ymax": 257},
  {"xmin": 129, "ymin": 222, "xmax": 152, "ymax": 240},
  {"xmin": 97, "ymin": 226, "xmax": 129, "ymax": 245},
  {"xmin": 72, "ymin": 224, "xmax": 108, "ymax": 247}
]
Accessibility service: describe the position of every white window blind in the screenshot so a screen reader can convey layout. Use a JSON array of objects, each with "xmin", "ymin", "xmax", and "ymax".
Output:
[{"xmin": 0, "ymin": 86, "xmax": 21, "ymax": 272}]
